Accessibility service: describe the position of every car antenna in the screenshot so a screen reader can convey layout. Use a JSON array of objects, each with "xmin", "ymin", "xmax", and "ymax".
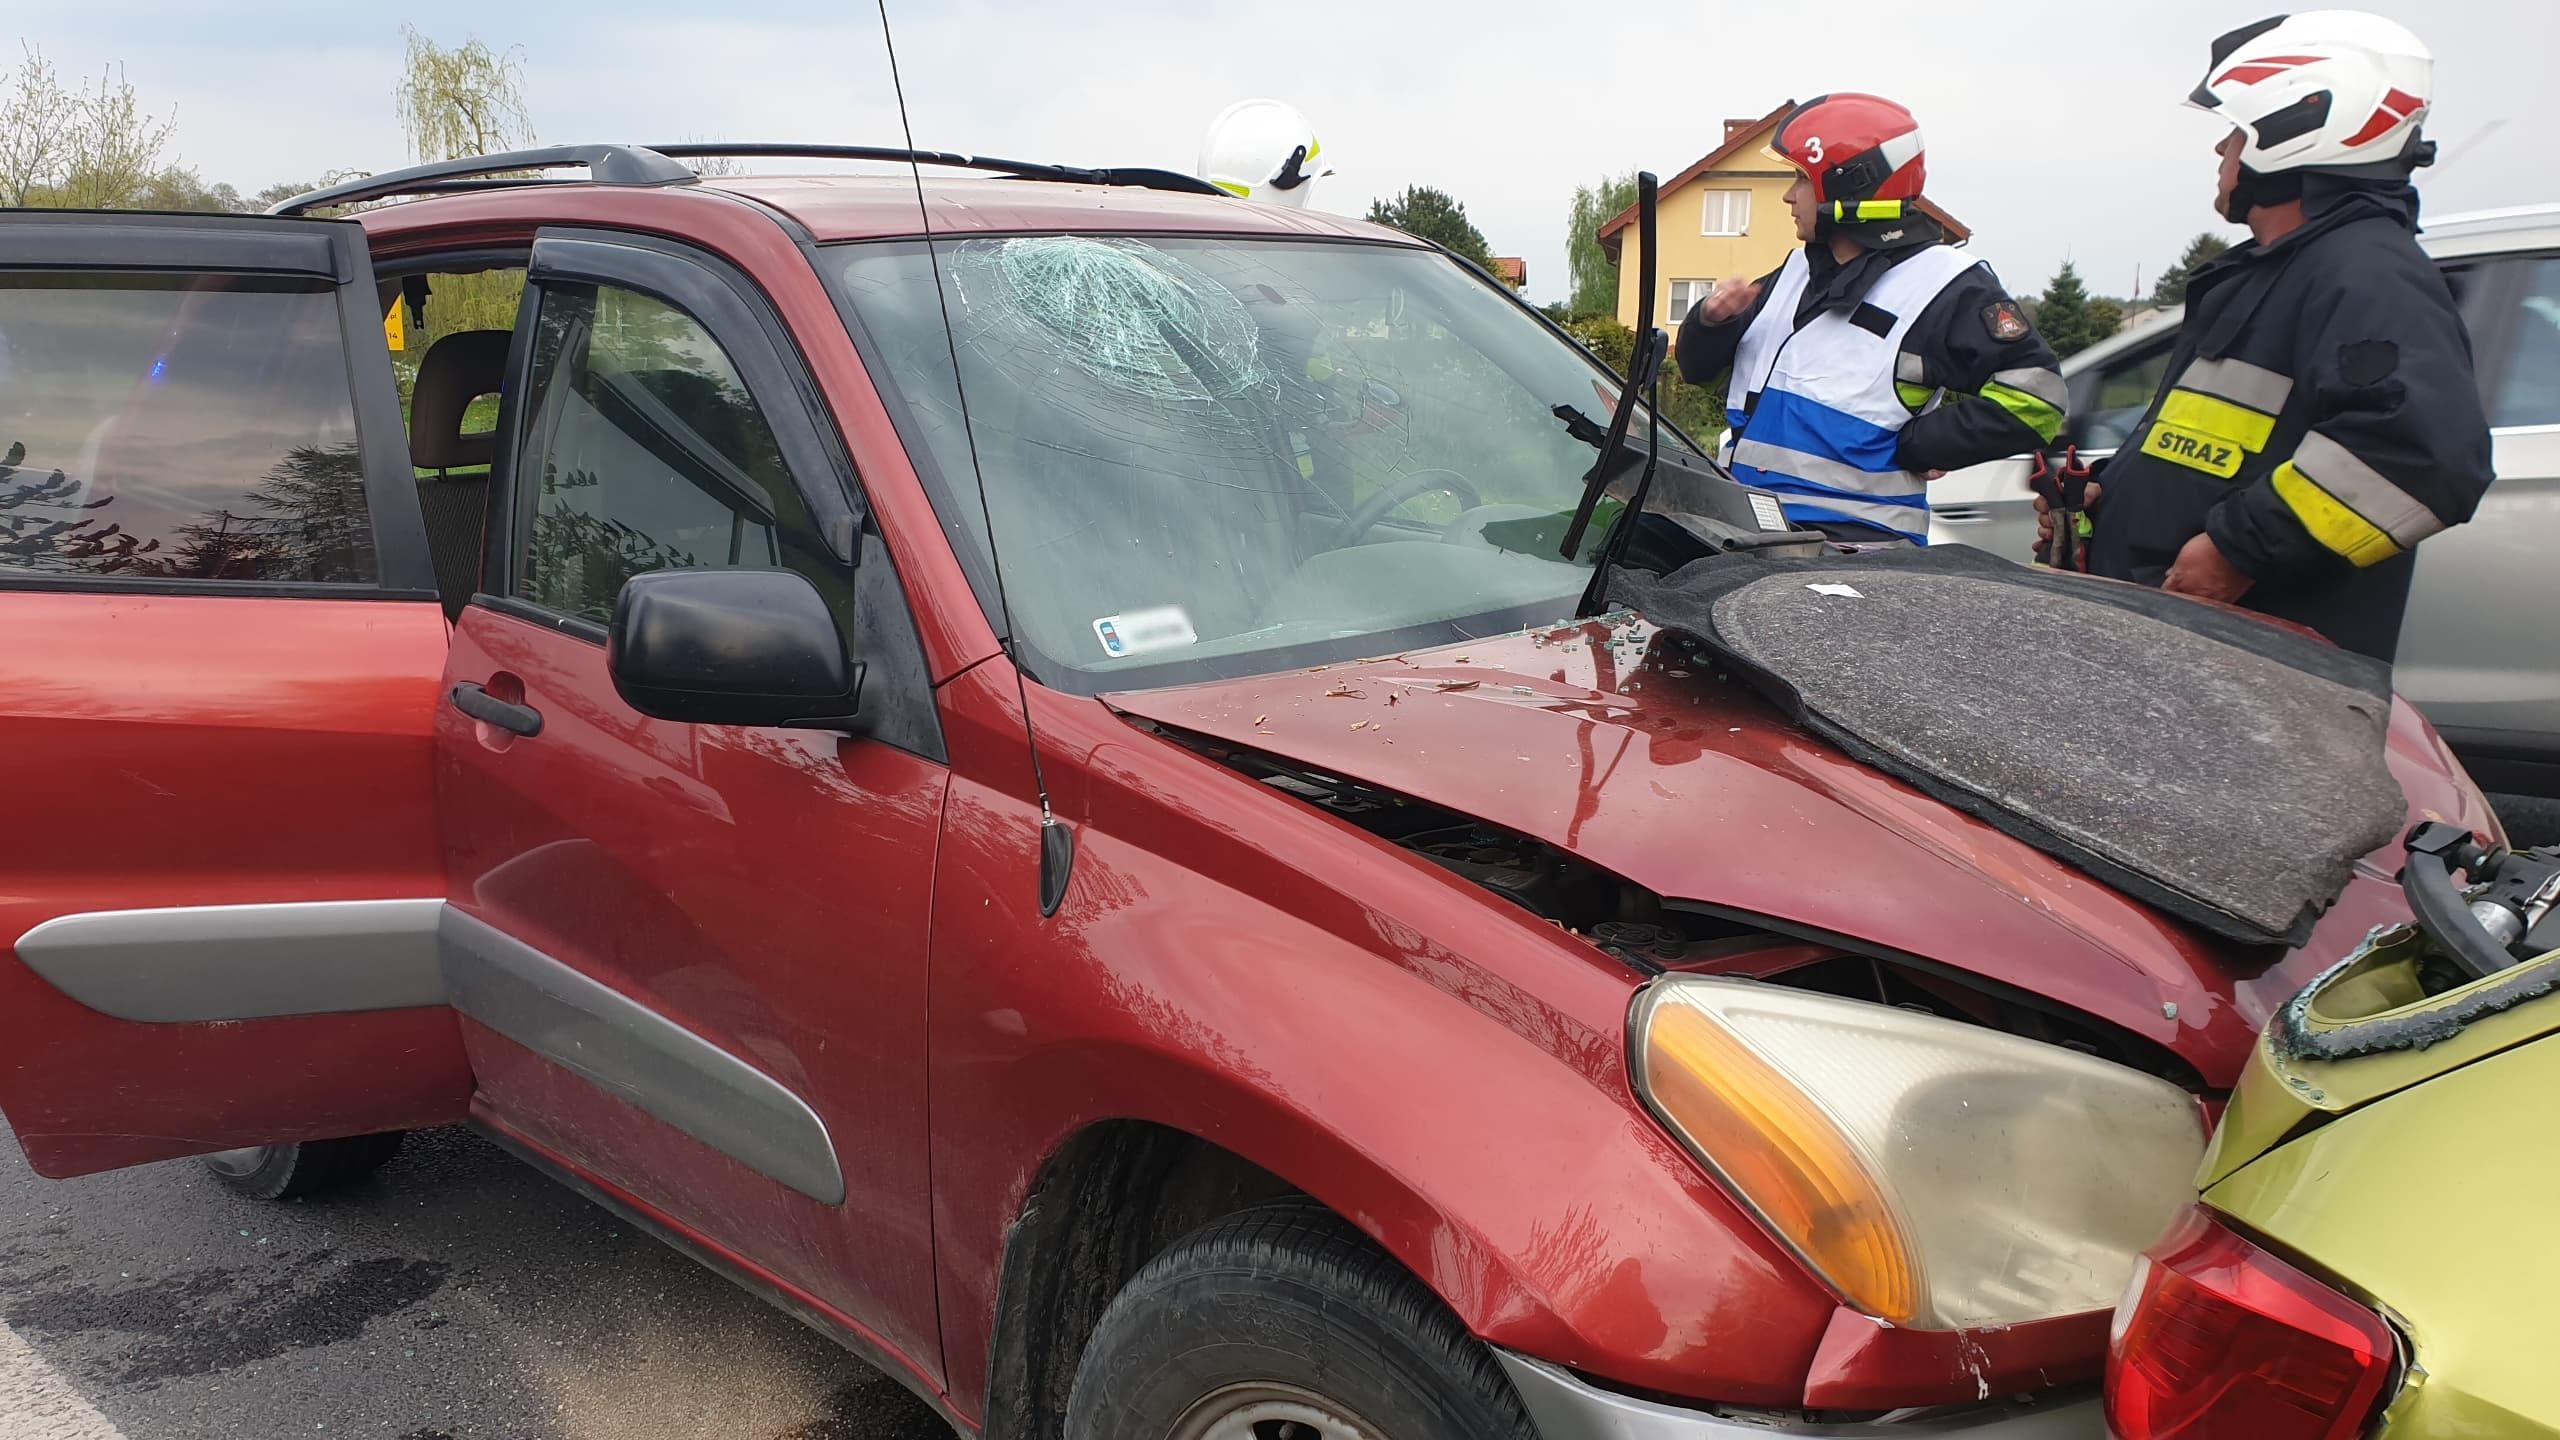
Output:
[
  {"xmin": 1556, "ymin": 170, "xmax": 1664, "ymax": 583},
  {"xmin": 877, "ymin": 0, "xmax": 1076, "ymax": 917}
]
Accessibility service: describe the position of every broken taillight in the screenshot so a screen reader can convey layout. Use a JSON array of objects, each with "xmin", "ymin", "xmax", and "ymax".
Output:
[{"xmin": 2106, "ymin": 1207, "xmax": 2398, "ymax": 1440}]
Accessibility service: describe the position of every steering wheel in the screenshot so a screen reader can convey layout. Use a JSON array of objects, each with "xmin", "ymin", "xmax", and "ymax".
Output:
[{"xmin": 1333, "ymin": 468, "xmax": 1485, "ymax": 546}]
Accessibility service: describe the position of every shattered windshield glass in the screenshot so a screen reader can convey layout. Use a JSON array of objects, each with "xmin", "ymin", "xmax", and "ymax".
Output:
[{"xmin": 831, "ymin": 235, "xmax": 1691, "ymax": 690}]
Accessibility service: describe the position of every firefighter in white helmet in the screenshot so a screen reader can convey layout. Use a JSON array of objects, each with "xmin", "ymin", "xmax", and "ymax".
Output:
[
  {"xmin": 2063, "ymin": 11, "xmax": 2494, "ymax": 662},
  {"xmin": 1199, "ymin": 99, "xmax": 1331, "ymax": 208}
]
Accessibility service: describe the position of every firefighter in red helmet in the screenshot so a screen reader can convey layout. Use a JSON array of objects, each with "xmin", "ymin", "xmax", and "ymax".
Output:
[{"xmin": 1677, "ymin": 93, "xmax": 2064, "ymax": 544}]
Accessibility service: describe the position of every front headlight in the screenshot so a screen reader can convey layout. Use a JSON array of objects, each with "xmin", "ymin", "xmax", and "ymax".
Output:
[{"xmin": 1631, "ymin": 976, "xmax": 2205, "ymax": 1330}]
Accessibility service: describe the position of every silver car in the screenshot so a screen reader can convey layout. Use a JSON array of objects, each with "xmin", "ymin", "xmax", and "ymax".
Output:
[{"xmin": 1928, "ymin": 204, "xmax": 2560, "ymax": 838}]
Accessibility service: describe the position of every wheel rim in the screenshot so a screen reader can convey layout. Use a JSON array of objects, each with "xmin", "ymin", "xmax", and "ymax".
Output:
[
  {"xmin": 1172, "ymin": 1383, "xmax": 1379, "ymax": 1440},
  {"xmin": 204, "ymin": 1146, "xmax": 275, "ymax": 1178}
]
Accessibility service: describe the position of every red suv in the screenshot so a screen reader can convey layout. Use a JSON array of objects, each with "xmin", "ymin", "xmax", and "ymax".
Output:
[{"xmin": 0, "ymin": 146, "xmax": 2495, "ymax": 1440}]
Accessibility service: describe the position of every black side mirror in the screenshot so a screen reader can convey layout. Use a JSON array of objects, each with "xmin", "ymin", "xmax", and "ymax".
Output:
[{"xmin": 607, "ymin": 568, "xmax": 862, "ymax": 729}]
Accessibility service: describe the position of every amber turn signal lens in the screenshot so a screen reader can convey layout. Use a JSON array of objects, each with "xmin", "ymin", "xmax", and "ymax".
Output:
[
  {"xmin": 1632, "ymin": 977, "xmax": 2206, "ymax": 1330},
  {"xmin": 1641, "ymin": 999, "xmax": 1921, "ymax": 1323}
]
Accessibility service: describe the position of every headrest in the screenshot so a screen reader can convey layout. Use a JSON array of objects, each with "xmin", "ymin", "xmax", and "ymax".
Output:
[{"xmin": 409, "ymin": 329, "xmax": 512, "ymax": 471}]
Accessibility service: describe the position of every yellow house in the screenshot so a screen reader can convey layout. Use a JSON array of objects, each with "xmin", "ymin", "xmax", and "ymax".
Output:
[{"xmin": 1599, "ymin": 101, "xmax": 1970, "ymax": 340}]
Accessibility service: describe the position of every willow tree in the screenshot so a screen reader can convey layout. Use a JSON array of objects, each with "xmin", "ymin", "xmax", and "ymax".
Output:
[{"xmin": 395, "ymin": 26, "xmax": 532, "ymax": 164}]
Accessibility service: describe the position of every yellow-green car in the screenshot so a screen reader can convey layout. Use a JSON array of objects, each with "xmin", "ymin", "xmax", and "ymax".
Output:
[{"xmin": 2105, "ymin": 924, "xmax": 2560, "ymax": 1439}]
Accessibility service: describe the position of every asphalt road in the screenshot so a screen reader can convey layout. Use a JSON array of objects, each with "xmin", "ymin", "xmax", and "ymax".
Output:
[{"xmin": 0, "ymin": 1125, "xmax": 953, "ymax": 1440}]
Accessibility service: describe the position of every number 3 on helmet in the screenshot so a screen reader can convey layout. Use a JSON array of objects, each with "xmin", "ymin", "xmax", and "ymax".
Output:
[{"xmin": 1769, "ymin": 94, "xmax": 1926, "ymax": 209}]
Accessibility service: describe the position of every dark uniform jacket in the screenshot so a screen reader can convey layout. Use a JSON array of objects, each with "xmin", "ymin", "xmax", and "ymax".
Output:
[
  {"xmin": 2087, "ymin": 181, "xmax": 2494, "ymax": 662},
  {"xmin": 1678, "ymin": 236, "xmax": 2067, "ymax": 474}
]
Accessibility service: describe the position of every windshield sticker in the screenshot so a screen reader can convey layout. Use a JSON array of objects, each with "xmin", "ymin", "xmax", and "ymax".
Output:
[
  {"xmin": 1094, "ymin": 606, "xmax": 1200, "ymax": 659},
  {"xmin": 1748, "ymin": 492, "xmax": 1787, "ymax": 532}
]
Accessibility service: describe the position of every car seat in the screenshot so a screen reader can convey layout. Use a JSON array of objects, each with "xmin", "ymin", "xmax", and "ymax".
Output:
[{"xmin": 408, "ymin": 330, "xmax": 512, "ymax": 618}]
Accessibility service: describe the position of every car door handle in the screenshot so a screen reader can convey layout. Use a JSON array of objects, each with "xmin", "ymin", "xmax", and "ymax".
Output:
[
  {"xmin": 1934, "ymin": 506, "xmax": 1994, "ymax": 523},
  {"xmin": 451, "ymin": 682, "xmax": 543, "ymax": 737}
]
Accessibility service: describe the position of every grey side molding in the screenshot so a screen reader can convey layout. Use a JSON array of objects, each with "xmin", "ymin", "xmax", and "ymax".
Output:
[
  {"xmin": 1493, "ymin": 1353, "xmax": 2103, "ymax": 1440},
  {"xmin": 12, "ymin": 898, "xmax": 847, "ymax": 1207},
  {"xmin": 13, "ymin": 899, "xmax": 448, "ymax": 1022},
  {"xmin": 438, "ymin": 908, "xmax": 847, "ymax": 1205}
]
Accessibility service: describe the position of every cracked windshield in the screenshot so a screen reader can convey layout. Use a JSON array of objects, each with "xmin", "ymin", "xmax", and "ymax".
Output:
[{"xmin": 834, "ymin": 236, "xmax": 1690, "ymax": 684}]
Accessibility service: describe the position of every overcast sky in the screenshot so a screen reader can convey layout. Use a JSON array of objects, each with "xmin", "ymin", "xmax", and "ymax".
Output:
[{"xmin": 11, "ymin": 0, "xmax": 2553, "ymax": 306}]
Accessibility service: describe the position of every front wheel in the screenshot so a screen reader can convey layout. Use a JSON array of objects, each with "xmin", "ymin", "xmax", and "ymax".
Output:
[
  {"xmin": 1065, "ymin": 1201, "xmax": 1538, "ymax": 1440},
  {"xmin": 203, "ymin": 1133, "xmax": 405, "ymax": 1200}
]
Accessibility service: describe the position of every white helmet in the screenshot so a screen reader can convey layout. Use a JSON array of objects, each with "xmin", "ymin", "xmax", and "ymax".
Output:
[
  {"xmin": 1199, "ymin": 99, "xmax": 1331, "ymax": 208},
  {"xmin": 2189, "ymin": 12, "xmax": 2435, "ymax": 177}
]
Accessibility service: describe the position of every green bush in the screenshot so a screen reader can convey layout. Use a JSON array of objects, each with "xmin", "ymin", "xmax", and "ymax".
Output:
[
  {"xmin": 1562, "ymin": 314, "xmax": 1635, "ymax": 373},
  {"xmin": 1559, "ymin": 316, "xmax": 1728, "ymax": 447}
]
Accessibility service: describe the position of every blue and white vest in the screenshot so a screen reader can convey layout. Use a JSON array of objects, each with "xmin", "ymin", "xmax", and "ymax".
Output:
[{"xmin": 1722, "ymin": 244, "xmax": 1982, "ymax": 542}]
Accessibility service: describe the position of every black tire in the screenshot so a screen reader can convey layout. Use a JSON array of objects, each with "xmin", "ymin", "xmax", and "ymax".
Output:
[
  {"xmin": 2492, "ymin": 793, "xmax": 2560, "ymax": 850},
  {"xmin": 203, "ymin": 1133, "xmax": 405, "ymax": 1201},
  {"xmin": 1065, "ymin": 1201, "xmax": 1537, "ymax": 1440}
]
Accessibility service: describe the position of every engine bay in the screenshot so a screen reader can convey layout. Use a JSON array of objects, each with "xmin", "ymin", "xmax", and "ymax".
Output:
[{"xmin": 1167, "ymin": 729, "xmax": 2203, "ymax": 1089}]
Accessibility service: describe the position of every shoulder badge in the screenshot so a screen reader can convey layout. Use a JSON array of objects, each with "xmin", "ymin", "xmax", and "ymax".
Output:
[{"xmin": 1983, "ymin": 300, "xmax": 2031, "ymax": 343}]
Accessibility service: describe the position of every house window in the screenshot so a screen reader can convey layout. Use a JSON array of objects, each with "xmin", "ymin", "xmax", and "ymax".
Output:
[
  {"xmin": 1668, "ymin": 279, "xmax": 1717, "ymax": 320},
  {"xmin": 1700, "ymin": 189, "xmax": 1751, "ymax": 236}
]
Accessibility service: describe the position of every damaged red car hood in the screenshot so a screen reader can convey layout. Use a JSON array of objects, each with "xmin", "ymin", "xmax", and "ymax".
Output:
[{"xmin": 1106, "ymin": 617, "xmax": 2496, "ymax": 1084}]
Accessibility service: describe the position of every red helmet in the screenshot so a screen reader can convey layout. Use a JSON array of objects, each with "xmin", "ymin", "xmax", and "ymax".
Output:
[{"xmin": 1771, "ymin": 93, "xmax": 1928, "ymax": 214}]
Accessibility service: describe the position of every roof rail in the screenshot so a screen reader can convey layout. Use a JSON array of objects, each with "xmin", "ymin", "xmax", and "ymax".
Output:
[
  {"xmin": 264, "ymin": 142, "xmax": 1232, "ymax": 218},
  {"xmin": 265, "ymin": 145, "xmax": 698, "ymax": 216},
  {"xmin": 641, "ymin": 143, "xmax": 1227, "ymax": 197}
]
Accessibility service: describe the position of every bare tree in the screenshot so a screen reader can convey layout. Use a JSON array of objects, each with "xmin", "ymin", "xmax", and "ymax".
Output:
[
  {"xmin": 395, "ymin": 25, "xmax": 532, "ymax": 164},
  {"xmin": 0, "ymin": 44, "xmax": 78, "ymax": 206},
  {"xmin": 53, "ymin": 61, "xmax": 177, "ymax": 209},
  {"xmin": 672, "ymin": 137, "xmax": 747, "ymax": 178},
  {"xmin": 0, "ymin": 48, "xmax": 177, "ymax": 209}
]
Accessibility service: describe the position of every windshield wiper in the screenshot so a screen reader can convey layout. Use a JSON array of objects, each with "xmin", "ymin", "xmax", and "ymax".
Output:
[
  {"xmin": 1556, "ymin": 170, "xmax": 1661, "ymax": 567},
  {"xmin": 1552, "ymin": 402, "xmax": 1609, "ymax": 450},
  {"xmin": 1558, "ymin": 173, "xmax": 1667, "ymax": 619},
  {"xmin": 1573, "ymin": 335, "xmax": 1669, "ymax": 617}
]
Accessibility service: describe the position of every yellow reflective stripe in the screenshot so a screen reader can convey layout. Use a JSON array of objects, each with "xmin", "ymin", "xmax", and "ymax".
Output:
[
  {"xmin": 2158, "ymin": 389, "xmax": 2277, "ymax": 452},
  {"xmin": 1211, "ymin": 179, "xmax": 1250, "ymax": 197},
  {"xmin": 2294, "ymin": 430, "xmax": 2443, "ymax": 549},
  {"xmin": 2273, "ymin": 461, "xmax": 2402, "ymax": 567},
  {"xmin": 2177, "ymin": 357, "xmax": 2293, "ymax": 413},
  {"xmin": 1982, "ymin": 380, "xmax": 2064, "ymax": 443},
  {"xmin": 2141, "ymin": 420, "xmax": 2245, "ymax": 478},
  {"xmin": 1990, "ymin": 365, "xmax": 2067, "ymax": 411},
  {"xmin": 1830, "ymin": 200, "xmax": 1906, "ymax": 222},
  {"xmin": 1895, "ymin": 381, "xmax": 1937, "ymax": 411}
]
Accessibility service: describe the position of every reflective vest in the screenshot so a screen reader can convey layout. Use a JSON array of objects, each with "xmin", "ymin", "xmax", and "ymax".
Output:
[{"xmin": 1723, "ymin": 244, "xmax": 1982, "ymax": 541}]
